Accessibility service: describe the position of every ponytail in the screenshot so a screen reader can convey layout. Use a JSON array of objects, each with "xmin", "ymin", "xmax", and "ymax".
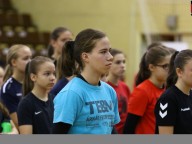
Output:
[
  {"xmin": 135, "ymin": 52, "xmax": 151, "ymax": 86},
  {"xmin": 47, "ymin": 44, "xmax": 54, "ymax": 59},
  {"xmin": 3, "ymin": 64, "xmax": 13, "ymax": 82},
  {"xmin": 57, "ymin": 41, "xmax": 77, "ymax": 80},
  {"xmin": 166, "ymin": 51, "xmax": 179, "ymax": 89},
  {"xmin": 0, "ymin": 102, "xmax": 9, "ymax": 118},
  {"xmin": 23, "ymin": 62, "xmax": 33, "ymax": 96}
]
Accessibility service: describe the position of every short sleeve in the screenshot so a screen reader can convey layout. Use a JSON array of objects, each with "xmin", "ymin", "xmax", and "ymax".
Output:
[
  {"xmin": 17, "ymin": 99, "xmax": 33, "ymax": 126},
  {"xmin": 128, "ymin": 88, "xmax": 148, "ymax": 116},
  {"xmin": 53, "ymin": 90, "xmax": 83, "ymax": 125},
  {"xmin": 1, "ymin": 91, "xmax": 18, "ymax": 114},
  {"xmin": 155, "ymin": 94, "xmax": 177, "ymax": 126},
  {"xmin": 111, "ymin": 89, "xmax": 120, "ymax": 125}
]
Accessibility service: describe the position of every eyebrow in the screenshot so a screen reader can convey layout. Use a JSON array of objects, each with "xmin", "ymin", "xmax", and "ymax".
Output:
[{"xmin": 99, "ymin": 47, "xmax": 111, "ymax": 51}]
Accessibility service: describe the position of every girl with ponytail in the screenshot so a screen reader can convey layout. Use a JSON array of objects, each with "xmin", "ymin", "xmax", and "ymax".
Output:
[
  {"xmin": 155, "ymin": 49, "xmax": 192, "ymax": 134},
  {"xmin": 124, "ymin": 46, "xmax": 171, "ymax": 134},
  {"xmin": 53, "ymin": 28, "xmax": 120, "ymax": 134},
  {"xmin": 0, "ymin": 44, "xmax": 32, "ymax": 130},
  {"xmin": 49, "ymin": 41, "xmax": 76, "ymax": 98},
  {"xmin": 17, "ymin": 56, "xmax": 56, "ymax": 134}
]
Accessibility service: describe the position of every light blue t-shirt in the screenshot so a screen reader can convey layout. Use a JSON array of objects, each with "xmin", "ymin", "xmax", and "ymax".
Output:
[{"xmin": 53, "ymin": 77, "xmax": 120, "ymax": 134}]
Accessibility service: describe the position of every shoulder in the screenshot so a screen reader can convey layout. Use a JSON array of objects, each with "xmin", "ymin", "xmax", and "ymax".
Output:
[
  {"xmin": 19, "ymin": 93, "xmax": 34, "ymax": 107},
  {"xmin": 118, "ymin": 81, "xmax": 130, "ymax": 90},
  {"xmin": 59, "ymin": 77, "xmax": 88, "ymax": 93},
  {"xmin": 155, "ymin": 86, "xmax": 178, "ymax": 110},
  {"xmin": 101, "ymin": 81, "xmax": 115, "ymax": 91},
  {"xmin": 158, "ymin": 86, "xmax": 178, "ymax": 101},
  {"xmin": 1, "ymin": 77, "xmax": 14, "ymax": 94},
  {"xmin": 1, "ymin": 77, "xmax": 22, "ymax": 96}
]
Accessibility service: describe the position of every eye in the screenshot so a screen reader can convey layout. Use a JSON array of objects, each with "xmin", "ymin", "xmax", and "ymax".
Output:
[
  {"xmin": 100, "ymin": 50, "xmax": 107, "ymax": 54},
  {"xmin": 44, "ymin": 72, "xmax": 50, "ymax": 76},
  {"xmin": 115, "ymin": 60, "xmax": 121, "ymax": 65},
  {"xmin": 163, "ymin": 64, "xmax": 169, "ymax": 69}
]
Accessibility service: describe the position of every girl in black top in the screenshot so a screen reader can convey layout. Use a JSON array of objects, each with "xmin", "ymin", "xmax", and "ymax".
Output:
[
  {"xmin": 17, "ymin": 56, "xmax": 56, "ymax": 134},
  {"xmin": 155, "ymin": 50, "xmax": 192, "ymax": 134}
]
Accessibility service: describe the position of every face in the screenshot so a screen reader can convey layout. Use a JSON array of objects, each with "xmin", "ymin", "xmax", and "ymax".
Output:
[
  {"xmin": 109, "ymin": 53, "xmax": 126, "ymax": 78},
  {"xmin": 0, "ymin": 67, "xmax": 4, "ymax": 87},
  {"xmin": 177, "ymin": 59, "xmax": 192, "ymax": 87},
  {"xmin": 52, "ymin": 31, "xmax": 73, "ymax": 55},
  {"xmin": 151, "ymin": 55, "xmax": 171, "ymax": 83},
  {"xmin": 12, "ymin": 46, "xmax": 32, "ymax": 73},
  {"xmin": 31, "ymin": 62, "xmax": 56, "ymax": 92},
  {"xmin": 84, "ymin": 37, "xmax": 113, "ymax": 76}
]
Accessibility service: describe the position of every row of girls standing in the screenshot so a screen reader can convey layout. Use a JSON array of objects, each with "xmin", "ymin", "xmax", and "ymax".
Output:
[
  {"xmin": 0, "ymin": 45, "xmax": 54, "ymax": 134},
  {"xmin": 0, "ymin": 26, "xmax": 73, "ymax": 134},
  {"xmin": 0, "ymin": 28, "xmax": 120, "ymax": 134}
]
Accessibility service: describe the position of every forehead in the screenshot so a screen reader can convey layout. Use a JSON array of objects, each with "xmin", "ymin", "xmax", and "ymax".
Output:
[
  {"xmin": 17, "ymin": 47, "xmax": 31, "ymax": 56},
  {"xmin": 113, "ymin": 53, "xmax": 125, "ymax": 60},
  {"xmin": 183, "ymin": 59, "xmax": 192, "ymax": 68},
  {"xmin": 59, "ymin": 31, "xmax": 72, "ymax": 39},
  {"xmin": 158, "ymin": 55, "xmax": 171, "ymax": 64},
  {"xmin": 37, "ymin": 62, "xmax": 55, "ymax": 71},
  {"xmin": 93, "ymin": 37, "xmax": 110, "ymax": 50}
]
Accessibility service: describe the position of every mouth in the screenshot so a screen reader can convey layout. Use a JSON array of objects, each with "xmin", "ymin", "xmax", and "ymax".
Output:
[
  {"xmin": 48, "ymin": 83, "xmax": 55, "ymax": 87},
  {"xmin": 106, "ymin": 63, "xmax": 112, "ymax": 67}
]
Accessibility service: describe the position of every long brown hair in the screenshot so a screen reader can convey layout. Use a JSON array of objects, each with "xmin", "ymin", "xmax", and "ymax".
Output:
[
  {"xmin": 136, "ymin": 46, "xmax": 171, "ymax": 86},
  {"xmin": 0, "ymin": 102, "xmax": 9, "ymax": 118},
  {"xmin": 23, "ymin": 56, "xmax": 54, "ymax": 96},
  {"xmin": 61, "ymin": 28, "xmax": 106, "ymax": 76},
  {"xmin": 166, "ymin": 50, "xmax": 192, "ymax": 89}
]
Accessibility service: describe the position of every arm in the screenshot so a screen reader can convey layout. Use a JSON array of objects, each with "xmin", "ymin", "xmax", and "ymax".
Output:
[
  {"xmin": 19, "ymin": 125, "xmax": 32, "ymax": 134},
  {"xmin": 9, "ymin": 112, "xmax": 18, "ymax": 130},
  {"xmin": 17, "ymin": 99, "xmax": 33, "ymax": 134},
  {"xmin": 52, "ymin": 122, "xmax": 72, "ymax": 134},
  {"xmin": 158, "ymin": 126, "xmax": 174, "ymax": 134},
  {"xmin": 154, "ymin": 92, "xmax": 177, "ymax": 134},
  {"xmin": 123, "ymin": 113, "xmax": 141, "ymax": 134},
  {"xmin": 7, "ymin": 120, "xmax": 19, "ymax": 134}
]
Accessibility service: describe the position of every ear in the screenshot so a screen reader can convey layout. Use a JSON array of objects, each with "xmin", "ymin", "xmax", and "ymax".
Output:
[
  {"xmin": 148, "ymin": 64, "xmax": 155, "ymax": 72},
  {"xmin": 176, "ymin": 68, "xmax": 183, "ymax": 78},
  {"xmin": 81, "ymin": 52, "xmax": 89, "ymax": 63},
  {"xmin": 30, "ymin": 73, "xmax": 37, "ymax": 82},
  {"xmin": 11, "ymin": 59, "xmax": 17, "ymax": 67},
  {"xmin": 51, "ymin": 39, "xmax": 57, "ymax": 48}
]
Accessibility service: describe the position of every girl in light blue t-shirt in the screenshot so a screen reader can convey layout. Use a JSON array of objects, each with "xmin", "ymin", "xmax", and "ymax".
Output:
[{"xmin": 53, "ymin": 28, "xmax": 120, "ymax": 134}]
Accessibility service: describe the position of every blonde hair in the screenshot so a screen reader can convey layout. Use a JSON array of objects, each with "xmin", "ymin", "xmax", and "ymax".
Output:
[{"xmin": 3, "ymin": 44, "xmax": 30, "ymax": 82}]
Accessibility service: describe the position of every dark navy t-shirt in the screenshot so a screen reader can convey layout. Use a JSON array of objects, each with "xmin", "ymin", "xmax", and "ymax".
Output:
[
  {"xmin": 0, "ymin": 77, "xmax": 22, "ymax": 114},
  {"xmin": 49, "ymin": 77, "xmax": 68, "ymax": 99},
  {"xmin": 17, "ymin": 92, "xmax": 54, "ymax": 134}
]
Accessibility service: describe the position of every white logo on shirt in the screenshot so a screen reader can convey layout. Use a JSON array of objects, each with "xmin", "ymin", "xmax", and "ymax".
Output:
[
  {"xmin": 159, "ymin": 103, "xmax": 168, "ymax": 118},
  {"xmin": 159, "ymin": 110, "xmax": 167, "ymax": 118},
  {"xmin": 16, "ymin": 93, "xmax": 22, "ymax": 96},
  {"xmin": 181, "ymin": 107, "xmax": 190, "ymax": 111},
  {"xmin": 160, "ymin": 103, "xmax": 168, "ymax": 110},
  {"xmin": 34, "ymin": 111, "xmax": 42, "ymax": 115}
]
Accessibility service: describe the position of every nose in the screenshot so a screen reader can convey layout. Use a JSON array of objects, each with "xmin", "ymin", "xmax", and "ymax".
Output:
[
  {"xmin": 121, "ymin": 62, "xmax": 126, "ymax": 68},
  {"xmin": 107, "ymin": 51, "xmax": 113, "ymax": 61},
  {"xmin": 50, "ymin": 73, "xmax": 56, "ymax": 81}
]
